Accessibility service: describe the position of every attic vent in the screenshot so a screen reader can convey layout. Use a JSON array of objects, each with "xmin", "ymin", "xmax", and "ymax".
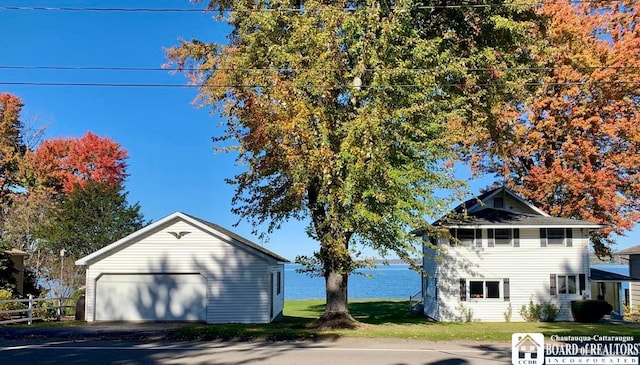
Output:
[{"xmin": 493, "ymin": 197, "xmax": 504, "ymax": 209}]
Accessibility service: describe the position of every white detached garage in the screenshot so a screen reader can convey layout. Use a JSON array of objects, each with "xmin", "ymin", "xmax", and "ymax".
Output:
[{"xmin": 75, "ymin": 212, "xmax": 289, "ymax": 323}]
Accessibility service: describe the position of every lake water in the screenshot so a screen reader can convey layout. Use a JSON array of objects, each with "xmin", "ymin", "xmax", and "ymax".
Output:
[
  {"xmin": 285, "ymin": 264, "xmax": 631, "ymax": 300},
  {"xmin": 285, "ymin": 264, "xmax": 421, "ymax": 300}
]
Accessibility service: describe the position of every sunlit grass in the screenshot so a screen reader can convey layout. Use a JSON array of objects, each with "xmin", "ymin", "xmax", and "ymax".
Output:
[{"xmin": 170, "ymin": 299, "xmax": 640, "ymax": 341}]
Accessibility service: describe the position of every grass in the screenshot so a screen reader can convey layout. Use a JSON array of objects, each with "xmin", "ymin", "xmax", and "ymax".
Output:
[{"xmin": 170, "ymin": 299, "xmax": 640, "ymax": 341}]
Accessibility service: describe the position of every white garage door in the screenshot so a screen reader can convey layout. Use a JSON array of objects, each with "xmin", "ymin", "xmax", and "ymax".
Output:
[{"xmin": 95, "ymin": 273, "xmax": 207, "ymax": 321}]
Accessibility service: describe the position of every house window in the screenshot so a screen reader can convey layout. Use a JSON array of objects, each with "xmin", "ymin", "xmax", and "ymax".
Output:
[
  {"xmin": 449, "ymin": 228, "xmax": 482, "ymax": 247},
  {"xmin": 426, "ymin": 277, "xmax": 437, "ymax": 299},
  {"xmin": 470, "ymin": 281, "xmax": 484, "ymax": 298},
  {"xmin": 461, "ymin": 278, "xmax": 509, "ymax": 300},
  {"xmin": 488, "ymin": 228, "xmax": 520, "ymax": 247},
  {"xmin": 540, "ymin": 228, "xmax": 573, "ymax": 247},
  {"xmin": 548, "ymin": 228, "xmax": 565, "ymax": 245},
  {"xmin": 551, "ymin": 274, "xmax": 585, "ymax": 295},
  {"xmin": 486, "ymin": 281, "xmax": 500, "ymax": 298},
  {"xmin": 495, "ymin": 229, "xmax": 512, "ymax": 245}
]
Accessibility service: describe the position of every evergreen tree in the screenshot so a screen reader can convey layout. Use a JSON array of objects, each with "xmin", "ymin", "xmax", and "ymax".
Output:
[{"xmin": 38, "ymin": 180, "xmax": 146, "ymax": 259}]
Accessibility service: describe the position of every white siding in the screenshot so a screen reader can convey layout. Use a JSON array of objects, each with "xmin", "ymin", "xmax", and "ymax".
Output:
[
  {"xmin": 270, "ymin": 266, "xmax": 285, "ymax": 321},
  {"xmin": 85, "ymin": 219, "xmax": 280, "ymax": 324},
  {"xmin": 630, "ymin": 282, "xmax": 640, "ymax": 308},
  {"xmin": 423, "ymin": 244, "xmax": 440, "ymax": 320},
  {"xmin": 425, "ymin": 227, "xmax": 590, "ymax": 322}
]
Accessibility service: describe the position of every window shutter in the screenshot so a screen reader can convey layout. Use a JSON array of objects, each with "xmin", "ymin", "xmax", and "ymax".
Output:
[
  {"xmin": 579, "ymin": 273, "xmax": 586, "ymax": 294},
  {"xmin": 566, "ymin": 228, "xmax": 573, "ymax": 247},
  {"xmin": 475, "ymin": 229, "xmax": 482, "ymax": 247},
  {"xmin": 540, "ymin": 228, "xmax": 547, "ymax": 247},
  {"xmin": 459, "ymin": 279, "xmax": 466, "ymax": 301},
  {"xmin": 503, "ymin": 278, "xmax": 510, "ymax": 301},
  {"xmin": 488, "ymin": 229, "xmax": 495, "ymax": 247},
  {"xmin": 513, "ymin": 229, "xmax": 520, "ymax": 247},
  {"xmin": 550, "ymin": 274, "xmax": 557, "ymax": 296}
]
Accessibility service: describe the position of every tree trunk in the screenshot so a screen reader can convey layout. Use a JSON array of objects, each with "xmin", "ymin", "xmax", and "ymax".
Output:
[
  {"xmin": 318, "ymin": 268, "xmax": 356, "ymax": 328},
  {"xmin": 325, "ymin": 270, "xmax": 348, "ymax": 314}
]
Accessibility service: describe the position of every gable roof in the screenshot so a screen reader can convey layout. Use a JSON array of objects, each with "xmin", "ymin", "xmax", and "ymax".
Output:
[
  {"xmin": 4, "ymin": 248, "xmax": 28, "ymax": 257},
  {"xmin": 75, "ymin": 211, "xmax": 289, "ymax": 266},
  {"xmin": 454, "ymin": 186, "xmax": 549, "ymax": 217},
  {"xmin": 590, "ymin": 268, "xmax": 638, "ymax": 282},
  {"xmin": 434, "ymin": 186, "xmax": 604, "ymax": 229},
  {"xmin": 614, "ymin": 244, "xmax": 640, "ymax": 256}
]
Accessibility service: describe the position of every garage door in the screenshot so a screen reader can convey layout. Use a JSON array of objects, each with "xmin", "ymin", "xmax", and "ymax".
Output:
[{"xmin": 95, "ymin": 273, "xmax": 207, "ymax": 321}]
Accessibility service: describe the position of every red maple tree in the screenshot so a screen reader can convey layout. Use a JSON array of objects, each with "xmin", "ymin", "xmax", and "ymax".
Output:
[{"xmin": 30, "ymin": 132, "xmax": 129, "ymax": 193}]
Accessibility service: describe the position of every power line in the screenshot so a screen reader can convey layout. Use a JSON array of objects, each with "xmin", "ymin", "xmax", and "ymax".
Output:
[
  {"xmin": 1, "ymin": 80, "xmax": 638, "ymax": 89},
  {"xmin": 0, "ymin": 1, "xmax": 626, "ymax": 13},
  {"xmin": 1, "ymin": 65, "xmax": 639, "ymax": 73},
  {"xmin": 0, "ymin": 81, "xmax": 198, "ymax": 88},
  {"xmin": 0, "ymin": 6, "xmax": 206, "ymax": 13}
]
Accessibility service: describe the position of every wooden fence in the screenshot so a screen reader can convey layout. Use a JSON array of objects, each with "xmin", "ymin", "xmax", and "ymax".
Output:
[{"xmin": 0, "ymin": 295, "xmax": 72, "ymax": 325}]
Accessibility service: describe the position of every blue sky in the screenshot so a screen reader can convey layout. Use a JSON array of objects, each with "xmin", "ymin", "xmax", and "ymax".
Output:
[{"xmin": 1, "ymin": 1, "xmax": 638, "ymax": 261}]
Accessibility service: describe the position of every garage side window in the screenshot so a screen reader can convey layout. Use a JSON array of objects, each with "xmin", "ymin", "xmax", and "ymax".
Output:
[{"xmin": 277, "ymin": 271, "xmax": 282, "ymax": 295}]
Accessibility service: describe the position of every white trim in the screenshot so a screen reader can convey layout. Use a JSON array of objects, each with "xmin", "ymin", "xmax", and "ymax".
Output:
[{"xmin": 75, "ymin": 211, "xmax": 288, "ymax": 266}]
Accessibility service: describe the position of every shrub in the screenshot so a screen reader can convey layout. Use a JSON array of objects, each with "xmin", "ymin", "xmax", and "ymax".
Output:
[
  {"xmin": 33, "ymin": 299, "xmax": 59, "ymax": 319},
  {"xmin": 504, "ymin": 303, "xmax": 512, "ymax": 322},
  {"xmin": 457, "ymin": 304, "xmax": 473, "ymax": 322},
  {"xmin": 520, "ymin": 298, "xmax": 559, "ymax": 322},
  {"xmin": 624, "ymin": 305, "xmax": 640, "ymax": 322},
  {"xmin": 520, "ymin": 299, "xmax": 542, "ymax": 322},
  {"xmin": 0, "ymin": 289, "xmax": 25, "ymax": 320},
  {"xmin": 571, "ymin": 300, "xmax": 613, "ymax": 323},
  {"xmin": 541, "ymin": 302, "xmax": 560, "ymax": 322}
]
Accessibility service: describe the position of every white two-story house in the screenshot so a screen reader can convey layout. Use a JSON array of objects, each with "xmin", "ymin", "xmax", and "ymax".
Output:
[{"xmin": 421, "ymin": 186, "xmax": 604, "ymax": 322}]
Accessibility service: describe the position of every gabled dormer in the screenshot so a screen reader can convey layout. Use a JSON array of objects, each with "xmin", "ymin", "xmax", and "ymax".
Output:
[
  {"xmin": 455, "ymin": 186, "xmax": 549, "ymax": 216},
  {"xmin": 429, "ymin": 186, "xmax": 603, "ymax": 245}
]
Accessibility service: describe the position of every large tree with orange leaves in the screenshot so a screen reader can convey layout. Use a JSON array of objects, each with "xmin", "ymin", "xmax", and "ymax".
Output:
[{"xmin": 470, "ymin": 0, "xmax": 640, "ymax": 257}]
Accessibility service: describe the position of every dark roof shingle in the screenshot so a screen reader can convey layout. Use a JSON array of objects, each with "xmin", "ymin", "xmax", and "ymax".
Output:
[{"xmin": 436, "ymin": 208, "xmax": 604, "ymax": 228}]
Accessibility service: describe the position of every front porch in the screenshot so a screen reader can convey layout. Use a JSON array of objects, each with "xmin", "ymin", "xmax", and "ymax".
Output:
[{"xmin": 590, "ymin": 268, "xmax": 635, "ymax": 318}]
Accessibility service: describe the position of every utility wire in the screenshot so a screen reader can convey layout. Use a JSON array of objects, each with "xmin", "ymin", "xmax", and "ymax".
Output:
[
  {"xmin": 0, "ymin": 1, "xmax": 627, "ymax": 13},
  {"xmin": 1, "ymin": 65, "xmax": 639, "ymax": 72},
  {"xmin": 1, "ymin": 80, "xmax": 638, "ymax": 88}
]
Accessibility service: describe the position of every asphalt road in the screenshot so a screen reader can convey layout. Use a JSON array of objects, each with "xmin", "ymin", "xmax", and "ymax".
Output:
[
  {"xmin": 0, "ymin": 324, "xmax": 512, "ymax": 365},
  {"xmin": 0, "ymin": 338, "xmax": 511, "ymax": 365}
]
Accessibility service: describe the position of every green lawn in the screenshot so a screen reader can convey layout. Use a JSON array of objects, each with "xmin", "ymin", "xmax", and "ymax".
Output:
[{"xmin": 171, "ymin": 299, "xmax": 640, "ymax": 341}]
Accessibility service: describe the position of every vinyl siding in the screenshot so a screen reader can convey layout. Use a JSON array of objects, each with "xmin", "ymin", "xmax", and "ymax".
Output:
[
  {"xmin": 630, "ymin": 282, "xmax": 640, "ymax": 308},
  {"xmin": 423, "ymin": 244, "xmax": 440, "ymax": 320},
  {"xmin": 85, "ymin": 220, "xmax": 281, "ymax": 324},
  {"xmin": 425, "ymin": 227, "xmax": 589, "ymax": 322},
  {"xmin": 270, "ymin": 266, "xmax": 286, "ymax": 321}
]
